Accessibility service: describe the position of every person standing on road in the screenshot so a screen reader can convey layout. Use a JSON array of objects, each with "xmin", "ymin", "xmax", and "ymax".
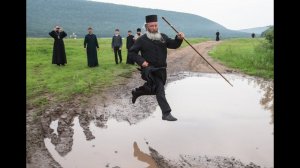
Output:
[{"xmin": 216, "ymin": 31, "xmax": 220, "ymax": 41}]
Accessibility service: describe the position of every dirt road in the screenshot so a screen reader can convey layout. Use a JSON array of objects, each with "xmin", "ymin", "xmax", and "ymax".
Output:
[{"xmin": 26, "ymin": 41, "xmax": 255, "ymax": 168}]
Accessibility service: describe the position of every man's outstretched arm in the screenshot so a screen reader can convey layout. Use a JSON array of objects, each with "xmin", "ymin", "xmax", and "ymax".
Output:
[{"xmin": 165, "ymin": 32, "xmax": 185, "ymax": 49}]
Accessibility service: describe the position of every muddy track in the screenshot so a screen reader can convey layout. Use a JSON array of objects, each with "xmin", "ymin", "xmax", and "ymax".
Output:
[{"xmin": 26, "ymin": 41, "xmax": 247, "ymax": 168}]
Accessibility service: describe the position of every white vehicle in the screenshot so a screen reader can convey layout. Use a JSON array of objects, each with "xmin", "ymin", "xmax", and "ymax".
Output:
[{"xmin": 70, "ymin": 32, "xmax": 77, "ymax": 39}]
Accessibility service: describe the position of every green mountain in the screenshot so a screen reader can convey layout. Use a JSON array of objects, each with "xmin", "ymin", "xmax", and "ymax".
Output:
[
  {"xmin": 27, "ymin": 0, "xmax": 250, "ymax": 38},
  {"xmin": 261, "ymin": 26, "xmax": 274, "ymax": 37},
  {"xmin": 239, "ymin": 26, "xmax": 272, "ymax": 34}
]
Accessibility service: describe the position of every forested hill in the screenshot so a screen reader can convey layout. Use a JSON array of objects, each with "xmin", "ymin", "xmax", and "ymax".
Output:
[{"xmin": 27, "ymin": 0, "xmax": 250, "ymax": 38}]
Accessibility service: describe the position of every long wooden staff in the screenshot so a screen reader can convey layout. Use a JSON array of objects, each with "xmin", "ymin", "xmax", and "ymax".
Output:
[{"xmin": 162, "ymin": 17, "xmax": 233, "ymax": 87}]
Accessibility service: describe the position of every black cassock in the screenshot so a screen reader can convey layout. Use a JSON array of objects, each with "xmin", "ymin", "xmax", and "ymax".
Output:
[
  {"xmin": 126, "ymin": 34, "xmax": 135, "ymax": 64},
  {"xmin": 49, "ymin": 30, "xmax": 67, "ymax": 65},
  {"xmin": 216, "ymin": 32, "xmax": 220, "ymax": 41},
  {"xmin": 129, "ymin": 33, "xmax": 183, "ymax": 115},
  {"xmin": 84, "ymin": 34, "xmax": 99, "ymax": 67}
]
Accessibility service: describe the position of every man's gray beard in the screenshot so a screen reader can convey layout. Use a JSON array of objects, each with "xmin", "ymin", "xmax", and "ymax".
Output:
[{"xmin": 146, "ymin": 31, "xmax": 162, "ymax": 41}]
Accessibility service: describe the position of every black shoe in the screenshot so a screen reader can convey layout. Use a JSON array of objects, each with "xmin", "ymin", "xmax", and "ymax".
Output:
[
  {"xmin": 131, "ymin": 89, "xmax": 139, "ymax": 104},
  {"xmin": 162, "ymin": 113, "xmax": 177, "ymax": 121}
]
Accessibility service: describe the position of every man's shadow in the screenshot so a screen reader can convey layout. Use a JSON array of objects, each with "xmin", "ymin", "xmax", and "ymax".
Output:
[{"xmin": 133, "ymin": 141, "xmax": 158, "ymax": 168}]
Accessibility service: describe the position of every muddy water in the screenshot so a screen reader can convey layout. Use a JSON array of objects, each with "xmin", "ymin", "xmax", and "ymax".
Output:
[{"xmin": 45, "ymin": 73, "xmax": 273, "ymax": 168}]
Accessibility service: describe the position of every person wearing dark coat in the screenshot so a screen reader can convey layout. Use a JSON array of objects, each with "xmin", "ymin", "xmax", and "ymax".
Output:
[
  {"xmin": 84, "ymin": 27, "xmax": 99, "ymax": 67},
  {"xmin": 129, "ymin": 15, "xmax": 185, "ymax": 121},
  {"xmin": 49, "ymin": 26, "xmax": 67, "ymax": 66},
  {"xmin": 216, "ymin": 31, "xmax": 220, "ymax": 41},
  {"xmin": 133, "ymin": 28, "xmax": 143, "ymax": 41},
  {"xmin": 126, "ymin": 30, "xmax": 135, "ymax": 64},
  {"xmin": 251, "ymin": 33, "xmax": 255, "ymax": 38},
  {"xmin": 111, "ymin": 29, "xmax": 123, "ymax": 64}
]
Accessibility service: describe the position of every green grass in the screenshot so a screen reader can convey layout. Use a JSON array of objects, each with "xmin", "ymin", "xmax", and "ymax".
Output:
[
  {"xmin": 27, "ymin": 38, "xmax": 137, "ymax": 109},
  {"xmin": 209, "ymin": 38, "xmax": 274, "ymax": 79},
  {"xmin": 27, "ymin": 37, "xmax": 207, "ymax": 110},
  {"xmin": 180, "ymin": 38, "xmax": 210, "ymax": 48}
]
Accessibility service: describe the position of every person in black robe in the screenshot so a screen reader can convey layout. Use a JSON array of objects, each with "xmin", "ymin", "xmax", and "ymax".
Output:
[
  {"xmin": 133, "ymin": 28, "xmax": 143, "ymax": 41},
  {"xmin": 84, "ymin": 27, "xmax": 99, "ymax": 67},
  {"xmin": 129, "ymin": 15, "xmax": 185, "ymax": 121},
  {"xmin": 49, "ymin": 26, "xmax": 67, "ymax": 66},
  {"xmin": 111, "ymin": 29, "xmax": 123, "ymax": 64},
  {"xmin": 216, "ymin": 31, "xmax": 220, "ymax": 41},
  {"xmin": 251, "ymin": 33, "xmax": 255, "ymax": 38},
  {"xmin": 126, "ymin": 30, "xmax": 135, "ymax": 64}
]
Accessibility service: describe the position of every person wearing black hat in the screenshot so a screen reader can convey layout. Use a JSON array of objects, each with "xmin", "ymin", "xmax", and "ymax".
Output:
[
  {"xmin": 134, "ymin": 28, "xmax": 143, "ymax": 41},
  {"xmin": 49, "ymin": 25, "xmax": 67, "ymax": 66},
  {"xmin": 111, "ymin": 28, "xmax": 123, "ymax": 64},
  {"xmin": 129, "ymin": 15, "xmax": 185, "ymax": 121},
  {"xmin": 126, "ymin": 30, "xmax": 135, "ymax": 64},
  {"xmin": 84, "ymin": 27, "xmax": 99, "ymax": 67}
]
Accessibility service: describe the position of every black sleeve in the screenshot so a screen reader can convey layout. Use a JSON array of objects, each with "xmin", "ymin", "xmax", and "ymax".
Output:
[
  {"xmin": 95, "ymin": 35, "xmax": 99, "ymax": 48},
  {"xmin": 128, "ymin": 38, "xmax": 145, "ymax": 66},
  {"xmin": 165, "ymin": 34, "xmax": 183, "ymax": 49},
  {"xmin": 111, "ymin": 36, "xmax": 114, "ymax": 48},
  {"xmin": 49, "ymin": 31, "xmax": 56, "ymax": 38},
  {"xmin": 61, "ymin": 31, "xmax": 67, "ymax": 38},
  {"xmin": 120, "ymin": 36, "xmax": 123, "ymax": 48},
  {"xmin": 84, "ymin": 35, "xmax": 87, "ymax": 48}
]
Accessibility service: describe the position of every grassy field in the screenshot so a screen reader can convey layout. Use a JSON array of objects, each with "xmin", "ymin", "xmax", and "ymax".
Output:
[
  {"xmin": 209, "ymin": 38, "xmax": 273, "ymax": 79},
  {"xmin": 27, "ymin": 37, "xmax": 208, "ymax": 110}
]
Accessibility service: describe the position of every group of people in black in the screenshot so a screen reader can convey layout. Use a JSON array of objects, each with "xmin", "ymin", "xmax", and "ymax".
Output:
[
  {"xmin": 215, "ymin": 31, "xmax": 256, "ymax": 41},
  {"xmin": 48, "ymin": 15, "xmax": 186, "ymax": 121},
  {"xmin": 49, "ymin": 26, "xmax": 143, "ymax": 67},
  {"xmin": 48, "ymin": 17, "xmax": 259, "ymax": 122},
  {"xmin": 49, "ymin": 26, "xmax": 100, "ymax": 67}
]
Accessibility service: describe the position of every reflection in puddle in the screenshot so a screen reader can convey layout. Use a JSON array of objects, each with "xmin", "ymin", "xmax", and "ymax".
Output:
[
  {"xmin": 133, "ymin": 141, "xmax": 158, "ymax": 168},
  {"xmin": 49, "ymin": 119, "xmax": 58, "ymax": 135},
  {"xmin": 45, "ymin": 73, "xmax": 273, "ymax": 168}
]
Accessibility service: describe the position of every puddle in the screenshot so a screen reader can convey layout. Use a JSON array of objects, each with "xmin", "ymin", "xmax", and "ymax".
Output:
[
  {"xmin": 49, "ymin": 119, "xmax": 58, "ymax": 135},
  {"xmin": 45, "ymin": 73, "xmax": 273, "ymax": 168}
]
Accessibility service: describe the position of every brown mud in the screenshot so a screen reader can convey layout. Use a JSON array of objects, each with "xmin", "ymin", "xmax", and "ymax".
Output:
[{"xmin": 26, "ymin": 41, "xmax": 273, "ymax": 168}]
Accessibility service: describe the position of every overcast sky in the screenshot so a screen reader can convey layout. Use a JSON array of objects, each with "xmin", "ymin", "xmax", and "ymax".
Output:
[{"xmin": 90, "ymin": 0, "xmax": 273, "ymax": 30}]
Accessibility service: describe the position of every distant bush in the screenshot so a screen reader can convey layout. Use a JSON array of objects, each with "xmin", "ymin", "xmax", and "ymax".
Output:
[
  {"xmin": 255, "ymin": 26, "xmax": 274, "ymax": 75},
  {"xmin": 261, "ymin": 26, "xmax": 274, "ymax": 49},
  {"xmin": 254, "ymin": 39, "xmax": 274, "ymax": 61}
]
